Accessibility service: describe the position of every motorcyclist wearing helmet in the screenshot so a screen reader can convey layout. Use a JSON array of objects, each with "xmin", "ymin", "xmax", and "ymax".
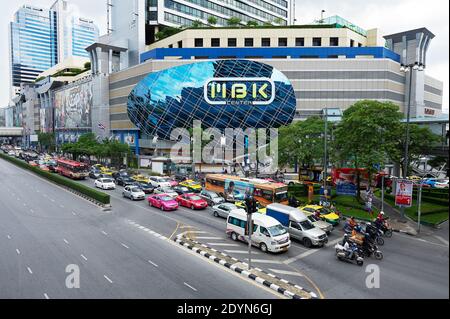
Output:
[{"xmin": 375, "ymin": 211, "xmax": 386, "ymax": 229}]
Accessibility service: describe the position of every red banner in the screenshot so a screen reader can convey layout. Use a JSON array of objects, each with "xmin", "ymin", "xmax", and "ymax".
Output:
[{"xmin": 395, "ymin": 179, "xmax": 414, "ymax": 207}]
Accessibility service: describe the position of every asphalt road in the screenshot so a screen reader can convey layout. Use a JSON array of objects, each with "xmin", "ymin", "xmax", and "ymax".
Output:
[
  {"xmin": 76, "ymin": 175, "xmax": 449, "ymax": 299},
  {"xmin": 1, "ymin": 156, "xmax": 448, "ymax": 299},
  {"xmin": 0, "ymin": 157, "xmax": 280, "ymax": 299}
]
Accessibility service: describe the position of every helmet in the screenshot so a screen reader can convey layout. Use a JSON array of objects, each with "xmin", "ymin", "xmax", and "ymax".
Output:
[
  {"xmin": 350, "ymin": 216, "xmax": 355, "ymax": 220},
  {"xmin": 380, "ymin": 211, "xmax": 385, "ymax": 215},
  {"xmin": 366, "ymin": 222, "xmax": 371, "ymax": 226},
  {"xmin": 355, "ymin": 225, "xmax": 362, "ymax": 232}
]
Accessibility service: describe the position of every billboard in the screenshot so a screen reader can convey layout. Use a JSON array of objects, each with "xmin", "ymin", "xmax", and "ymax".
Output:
[
  {"xmin": 224, "ymin": 179, "xmax": 254, "ymax": 201},
  {"xmin": 395, "ymin": 179, "xmax": 414, "ymax": 207},
  {"xmin": 127, "ymin": 60, "xmax": 296, "ymax": 140},
  {"xmin": 54, "ymin": 81, "xmax": 93, "ymax": 129}
]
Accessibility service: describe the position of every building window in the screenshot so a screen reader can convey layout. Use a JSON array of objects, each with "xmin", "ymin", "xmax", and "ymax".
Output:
[
  {"xmin": 312, "ymin": 37, "xmax": 322, "ymax": 46},
  {"xmin": 330, "ymin": 37, "xmax": 339, "ymax": 46},
  {"xmin": 278, "ymin": 37, "xmax": 287, "ymax": 47},
  {"xmin": 350, "ymin": 39, "xmax": 355, "ymax": 47},
  {"xmin": 194, "ymin": 38, "xmax": 203, "ymax": 47},
  {"xmin": 244, "ymin": 38, "xmax": 254, "ymax": 47},
  {"xmin": 358, "ymin": 42, "xmax": 363, "ymax": 47},
  {"xmin": 178, "ymin": 40, "xmax": 182, "ymax": 48},
  {"xmin": 228, "ymin": 38, "xmax": 237, "ymax": 47},
  {"xmin": 295, "ymin": 37, "xmax": 304, "ymax": 46},
  {"xmin": 261, "ymin": 38, "xmax": 270, "ymax": 47},
  {"xmin": 148, "ymin": 11, "xmax": 157, "ymax": 20},
  {"xmin": 211, "ymin": 38, "xmax": 220, "ymax": 47}
]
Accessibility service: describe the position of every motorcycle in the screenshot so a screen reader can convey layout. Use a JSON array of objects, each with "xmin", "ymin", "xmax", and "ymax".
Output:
[
  {"xmin": 374, "ymin": 219, "xmax": 393, "ymax": 238},
  {"xmin": 335, "ymin": 243, "xmax": 364, "ymax": 266},
  {"xmin": 364, "ymin": 224, "xmax": 385, "ymax": 246},
  {"xmin": 358, "ymin": 238, "xmax": 383, "ymax": 260}
]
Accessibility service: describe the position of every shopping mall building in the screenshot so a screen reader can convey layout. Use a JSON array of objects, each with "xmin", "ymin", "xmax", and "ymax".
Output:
[{"xmin": 9, "ymin": 15, "xmax": 446, "ymax": 171}]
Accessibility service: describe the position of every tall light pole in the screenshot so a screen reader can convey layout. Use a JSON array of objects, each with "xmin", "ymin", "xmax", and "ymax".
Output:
[
  {"xmin": 417, "ymin": 157, "xmax": 428, "ymax": 234},
  {"xmin": 323, "ymin": 108, "xmax": 328, "ymax": 199},
  {"xmin": 399, "ymin": 61, "xmax": 424, "ymax": 220},
  {"xmin": 220, "ymin": 135, "xmax": 226, "ymax": 173}
]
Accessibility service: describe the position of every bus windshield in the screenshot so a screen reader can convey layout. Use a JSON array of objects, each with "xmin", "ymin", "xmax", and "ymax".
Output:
[{"xmin": 274, "ymin": 191, "xmax": 288, "ymax": 202}]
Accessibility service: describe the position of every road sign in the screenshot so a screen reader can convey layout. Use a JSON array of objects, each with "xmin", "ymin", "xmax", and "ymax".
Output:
[{"xmin": 395, "ymin": 179, "xmax": 413, "ymax": 207}]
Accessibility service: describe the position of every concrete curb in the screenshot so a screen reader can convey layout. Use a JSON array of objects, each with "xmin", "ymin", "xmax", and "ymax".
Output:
[
  {"xmin": 174, "ymin": 236, "xmax": 318, "ymax": 299},
  {"xmin": 56, "ymin": 183, "xmax": 112, "ymax": 211}
]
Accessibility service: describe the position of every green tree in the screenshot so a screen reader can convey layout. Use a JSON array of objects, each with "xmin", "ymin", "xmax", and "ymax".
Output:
[
  {"xmin": 278, "ymin": 117, "xmax": 327, "ymax": 177},
  {"xmin": 207, "ymin": 16, "xmax": 218, "ymax": 26},
  {"xmin": 246, "ymin": 20, "xmax": 258, "ymax": 27},
  {"xmin": 84, "ymin": 61, "xmax": 91, "ymax": 70},
  {"xmin": 332, "ymin": 100, "xmax": 403, "ymax": 198},
  {"xmin": 191, "ymin": 20, "xmax": 203, "ymax": 28},
  {"xmin": 391, "ymin": 123, "xmax": 441, "ymax": 175},
  {"xmin": 273, "ymin": 17, "xmax": 285, "ymax": 25},
  {"xmin": 37, "ymin": 132, "xmax": 55, "ymax": 152},
  {"xmin": 227, "ymin": 17, "xmax": 241, "ymax": 27}
]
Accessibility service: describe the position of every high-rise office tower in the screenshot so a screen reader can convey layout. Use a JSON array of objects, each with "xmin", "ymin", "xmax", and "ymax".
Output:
[
  {"xmin": 9, "ymin": 0, "xmax": 99, "ymax": 97},
  {"xmin": 102, "ymin": 0, "xmax": 292, "ymax": 67}
]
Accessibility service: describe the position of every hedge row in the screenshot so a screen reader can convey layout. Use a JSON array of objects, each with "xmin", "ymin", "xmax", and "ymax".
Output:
[
  {"xmin": 412, "ymin": 189, "xmax": 449, "ymax": 200},
  {"xmin": 384, "ymin": 193, "xmax": 448, "ymax": 207},
  {"xmin": 0, "ymin": 153, "xmax": 110, "ymax": 205}
]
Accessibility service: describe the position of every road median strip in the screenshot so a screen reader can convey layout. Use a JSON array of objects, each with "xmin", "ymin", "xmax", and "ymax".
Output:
[{"xmin": 174, "ymin": 234, "xmax": 318, "ymax": 299}]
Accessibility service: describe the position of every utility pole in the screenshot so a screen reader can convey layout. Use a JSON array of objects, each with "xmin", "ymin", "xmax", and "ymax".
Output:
[{"xmin": 323, "ymin": 108, "xmax": 328, "ymax": 199}]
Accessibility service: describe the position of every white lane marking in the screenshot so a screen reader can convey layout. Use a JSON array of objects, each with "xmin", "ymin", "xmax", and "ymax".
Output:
[
  {"xmin": 283, "ymin": 238, "xmax": 342, "ymax": 265},
  {"xmin": 268, "ymin": 269, "xmax": 303, "ymax": 277},
  {"xmin": 44, "ymin": 293, "xmax": 49, "ymax": 299},
  {"xmin": 185, "ymin": 230, "xmax": 207, "ymax": 234},
  {"xmin": 183, "ymin": 282, "xmax": 197, "ymax": 292},
  {"xmin": 224, "ymin": 250, "xmax": 260, "ymax": 254},
  {"xmin": 23, "ymin": 203, "xmax": 26, "ymax": 206},
  {"xmin": 206, "ymin": 243, "xmax": 240, "ymax": 247},
  {"xmin": 196, "ymin": 236, "xmax": 224, "ymax": 240},
  {"xmin": 27, "ymin": 267, "xmax": 33, "ymax": 274},
  {"xmin": 60, "ymin": 204, "xmax": 64, "ymax": 208},
  {"xmin": 17, "ymin": 198, "xmax": 20, "ymax": 201},
  {"xmin": 101, "ymin": 231, "xmax": 108, "ymax": 236},
  {"xmin": 244, "ymin": 259, "xmax": 282, "ymax": 264},
  {"xmin": 433, "ymin": 235, "xmax": 449, "ymax": 246},
  {"xmin": 16, "ymin": 249, "xmax": 20, "ymax": 255},
  {"xmin": 7, "ymin": 235, "xmax": 11, "ymax": 239},
  {"xmin": 30, "ymin": 209, "xmax": 34, "ymax": 213},
  {"xmin": 50, "ymin": 199, "xmax": 55, "ymax": 202},
  {"xmin": 104, "ymin": 275, "xmax": 113, "ymax": 284},
  {"xmin": 121, "ymin": 243, "xmax": 130, "ymax": 249},
  {"xmin": 80, "ymin": 254, "xmax": 88, "ymax": 261},
  {"xmin": 72, "ymin": 211, "xmax": 77, "ymax": 216},
  {"xmin": 36, "ymin": 190, "xmax": 40, "ymax": 193},
  {"xmin": 148, "ymin": 260, "xmax": 159, "ymax": 267},
  {"xmin": 63, "ymin": 239, "xmax": 69, "ymax": 245}
]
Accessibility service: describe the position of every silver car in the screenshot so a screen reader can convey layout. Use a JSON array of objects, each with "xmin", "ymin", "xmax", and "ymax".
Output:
[
  {"xmin": 200, "ymin": 190, "xmax": 225, "ymax": 206},
  {"xmin": 212, "ymin": 203, "xmax": 238, "ymax": 218},
  {"xmin": 122, "ymin": 186, "xmax": 146, "ymax": 200}
]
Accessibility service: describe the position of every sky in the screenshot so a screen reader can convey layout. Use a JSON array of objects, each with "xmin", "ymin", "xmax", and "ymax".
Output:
[{"xmin": 0, "ymin": 0, "xmax": 448, "ymax": 113}]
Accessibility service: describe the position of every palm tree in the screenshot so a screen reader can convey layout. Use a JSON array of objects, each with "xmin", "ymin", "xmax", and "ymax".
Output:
[{"xmin": 246, "ymin": 20, "xmax": 258, "ymax": 27}]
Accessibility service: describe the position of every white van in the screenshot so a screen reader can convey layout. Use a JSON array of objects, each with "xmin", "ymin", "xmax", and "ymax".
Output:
[{"xmin": 226, "ymin": 209, "xmax": 291, "ymax": 253}]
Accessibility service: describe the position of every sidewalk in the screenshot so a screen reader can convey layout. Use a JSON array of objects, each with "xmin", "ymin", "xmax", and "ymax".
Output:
[{"xmin": 367, "ymin": 193, "xmax": 418, "ymax": 236}]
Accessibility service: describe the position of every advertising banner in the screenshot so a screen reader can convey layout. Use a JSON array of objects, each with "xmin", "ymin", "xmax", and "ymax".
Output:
[
  {"xmin": 395, "ymin": 179, "xmax": 414, "ymax": 207},
  {"xmin": 224, "ymin": 179, "xmax": 254, "ymax": 201},
  {"xmin": 333, "ymin": 168, "xmax": 360, "ymax": 195},
  {"xmin": 54, "ymin": 81, "xmax": 93, "ymax": 129}
]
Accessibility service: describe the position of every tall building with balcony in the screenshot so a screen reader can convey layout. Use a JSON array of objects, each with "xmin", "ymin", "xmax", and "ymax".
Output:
[
  {"xmin": 101, "ymin": 0, "xmax": 292, "ymax": 68},
  {"xmin": 9, "ymin": 0, "xmax": 99, "ymax": 98}
]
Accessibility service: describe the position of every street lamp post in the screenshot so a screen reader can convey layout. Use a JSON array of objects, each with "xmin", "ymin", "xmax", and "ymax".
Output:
[
  {"xmin": 417, "ymin": 157, "xmax": 428, "ymax": 234},
  {"xmin": 323, "ymin": 108, "xmax": 328, "ymax": 199},
  {"xmin": 399, "ymin": 61, "xmax": 424, "ymax": 220},
  {"xmin": 220, "ymin": 135, "xmax": 226, "ymax": 173}
]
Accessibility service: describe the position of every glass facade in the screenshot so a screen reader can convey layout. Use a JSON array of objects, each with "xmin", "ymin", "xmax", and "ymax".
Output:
[
  {"xmin": 127, "ymin": 60, "xmax": 296, "ymax": 140},
  {"xmin": 162, "ymin": 0, "xmax": 289, "ymax": 27},
  {"xmin": 10, "ymin": 6, "xmax": 57, "ymax": 87},
  {"xmin": 10, "ymin": 4, "xmax": 98, "ymax": 92},
  {"xmin": 71, "ymin": 18, "xmax": 99, "ymax": 58}
]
